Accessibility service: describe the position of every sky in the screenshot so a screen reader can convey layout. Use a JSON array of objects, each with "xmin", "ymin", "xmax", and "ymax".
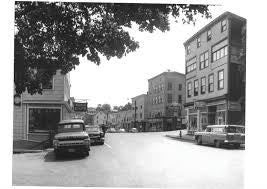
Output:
[{"xmin": 69, "ymin": 4, "xmax": 231, "ymax": 108}]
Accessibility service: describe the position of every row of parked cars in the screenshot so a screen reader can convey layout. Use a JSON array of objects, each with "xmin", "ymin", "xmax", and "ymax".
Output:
[
  {"xmin": 52, "ymin": 119, "xmax": 105, "ymax": 158},
  {"xmin": 107, "ymin": 127, "xmax": 138, "ymax": 133}
]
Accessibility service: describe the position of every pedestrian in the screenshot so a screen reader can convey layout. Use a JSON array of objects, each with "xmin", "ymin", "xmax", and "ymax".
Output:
[{"xmin": 179, "ymin": 130, "xmax": 182, "ymax": 138}]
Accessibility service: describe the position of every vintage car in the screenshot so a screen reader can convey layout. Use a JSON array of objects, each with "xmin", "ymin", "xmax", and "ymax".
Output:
[
  {"xmin": 85, "ymin": 125, "xmax": 104, "ymax": 145},
  {"xmin": 130, "ymin": 128, "xmax": 138, "ymax": 133},
  {"xmin": 194, "ymin": 125, "xmax": 245, "ymax": 148},
  {"xmin": 53, "ymin": 119, "xmax": 90, "ymax": 157}
]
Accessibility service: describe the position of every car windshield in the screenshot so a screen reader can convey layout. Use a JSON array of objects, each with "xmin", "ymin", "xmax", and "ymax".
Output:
[
  {"xmin": 226, "ymin": 126, "xmax": 245, "ymax": 133},
  {"xmin": 86, "ymin": 127, "xmax": 99, "ymax": 132},
  {"xmin": 57, "ymin": 123, "xmax": 84, "ymax": 133}
]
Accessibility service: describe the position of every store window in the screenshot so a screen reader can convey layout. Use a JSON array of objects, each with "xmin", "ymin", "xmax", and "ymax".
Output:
[{"xmin": 29, "ymin": 108, "xmax": 61, "ymax": 133}]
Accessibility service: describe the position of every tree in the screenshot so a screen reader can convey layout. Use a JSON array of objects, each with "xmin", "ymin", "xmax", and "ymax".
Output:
[
  {"xmin": 96, "ymin": 103, "xmax": 111, "ymax": 112},
  {"xmin": 15, "ymin": 2, "xmax": 212, "ymax": 95}
]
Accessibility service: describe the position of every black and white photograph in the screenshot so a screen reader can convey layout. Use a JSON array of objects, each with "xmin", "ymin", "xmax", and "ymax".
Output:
[{"xmin": 1, "ymin": 0, "xmax": 266, "ymax": 188}]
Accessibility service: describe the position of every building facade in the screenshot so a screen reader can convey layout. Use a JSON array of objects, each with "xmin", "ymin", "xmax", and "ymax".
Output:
[
  {"xmin": 131, "ymin": 94, "xmax": 149, "ymax": 131},
  {"xmin": 183, "ymin": 12, "xmax": 246, "ymax": 134},
  {"xmin": 13, "ymin": 70, "xmax": 73, "ymax": 142},
  {"xmin": 147, "ymin": 71, "xmax": 185, "ymax": 131},
  {"xmin": 93, "ymin": 111, "xmax": 108, "ymax": 126}
]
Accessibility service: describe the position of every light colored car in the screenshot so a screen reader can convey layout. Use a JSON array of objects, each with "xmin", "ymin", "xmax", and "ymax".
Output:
[
  {"xmin": 53, "ymin": 119, "xmax": 90, "ymax": 157},
  {"xmin": 119, "ymin": 128, "xmax": 126, "ymax": 133},
  {"xmin": 194, "ymin": 125, "xmax": 245, "ymax": 148},
  {"xmin": 130, "ymin": 128, "xmax": 138, "ymax": 133},
  {"xmin": 108, "ymin": 128, "xmax": 116, "ymax": 133}
]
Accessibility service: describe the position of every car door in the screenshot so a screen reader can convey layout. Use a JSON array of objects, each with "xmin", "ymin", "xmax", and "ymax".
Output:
[{"xmin": 202, "ymin": 127, "xmax": 211, "ymax": 143}]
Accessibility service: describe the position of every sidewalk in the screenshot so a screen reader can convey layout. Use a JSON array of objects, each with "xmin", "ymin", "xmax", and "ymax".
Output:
[{"xmin": 165, "ymin": 130, "xmax": 195, "ymax": 143}]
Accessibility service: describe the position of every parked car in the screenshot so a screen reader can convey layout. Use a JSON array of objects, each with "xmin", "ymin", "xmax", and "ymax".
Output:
[
  {"xmin": 53, "ymin": 119, "xmax": 90, "ymax": 157},
  {"xmin": 119, "ymin": 128, "xmax": 126, "ymax": 133},
  {"xmin": 107, "ymin": 128, "xmax": 116, "ymax": 133},
  {"xmin": 130, "ymin": 128, "xmax": 138, "ymax": 133},
  {"xmin": 85, "ymin": 125, "xmax": 104, "ymax": 145},
  {"xmin": 194, "ymin": 125, "xmax": 245, "ymax": 148}
]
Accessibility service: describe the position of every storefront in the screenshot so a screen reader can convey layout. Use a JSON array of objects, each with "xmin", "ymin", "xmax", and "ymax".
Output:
[{"xmin": 185, "ymin": 98, "xmax": 243, "ymax": 134}]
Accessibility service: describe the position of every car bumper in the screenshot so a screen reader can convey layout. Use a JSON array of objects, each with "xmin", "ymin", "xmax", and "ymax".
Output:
[{"xmin": 90, "ymin": 137, "xmax": 104, "ymax": 143}]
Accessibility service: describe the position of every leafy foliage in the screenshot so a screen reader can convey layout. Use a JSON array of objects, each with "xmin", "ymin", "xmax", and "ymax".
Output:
[{"xmin": 15, "ymin": 2, "xmax": 211, "ymax": 95}]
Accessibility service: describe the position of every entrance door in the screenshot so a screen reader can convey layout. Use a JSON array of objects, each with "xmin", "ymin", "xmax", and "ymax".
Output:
[{"xmin": 208, "ymin": 106, "xmax": 217, "ymax": 125}]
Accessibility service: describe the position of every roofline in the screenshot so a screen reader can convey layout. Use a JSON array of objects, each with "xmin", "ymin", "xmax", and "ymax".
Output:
[
  {"xmin": 148, "ymin": 71, "xmax": 185, "ymax": 81},
  {"xmin": 183, "ymin": 11, "xmax": 246, "ymax": 46},
  {"xmin": 206, "ymin": 125, "xmax": 245, "ymax": 128},
  {"xmin": 131, "ymin": 94, "xmax": 147, "ymax": 100}
]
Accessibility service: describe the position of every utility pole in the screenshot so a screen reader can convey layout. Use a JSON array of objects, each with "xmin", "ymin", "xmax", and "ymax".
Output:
[{"xmin": 134, "ymin": 100, "xmax": 137, "ymax": 128}]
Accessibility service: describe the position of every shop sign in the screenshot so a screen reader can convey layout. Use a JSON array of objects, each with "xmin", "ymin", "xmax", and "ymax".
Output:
[
  {"xmin": 73, "ymin": 102, "xmax": 87, "ymax": 112},
  {"xmin": 194, "ymin": 101, "xmax": 206, "ymax": 109},
  {"xmin": 228, "ymin": 102, "xmax": 241, "ymax": 111}
]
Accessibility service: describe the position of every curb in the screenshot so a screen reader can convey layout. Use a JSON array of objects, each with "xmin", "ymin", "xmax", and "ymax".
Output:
[{"xmin": 165, "ymin": 135, "xmax": 195, "ymax": 143}]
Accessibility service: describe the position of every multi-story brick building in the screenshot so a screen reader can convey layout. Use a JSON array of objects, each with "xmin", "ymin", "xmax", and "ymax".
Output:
[
  {"xmin": 13, "ymin": 70, "xmax": 74, "ymax": 142},
  {"xmin": 147, "ymin": 71, "xmax": 185, "ymax": 131},
  {"xmin": 131, "ymin": 94, "xmax": 149, "ymax": 132},
  {"xmin": 183, "ymin": 12, "xmax": 246, "ymax": 134}
]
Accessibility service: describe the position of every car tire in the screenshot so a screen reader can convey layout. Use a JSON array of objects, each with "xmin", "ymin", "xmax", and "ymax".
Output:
[
  {"xmin": 100, "ymin": 141, "xmax": 104, "ymax": 145},
  {"xmin": 196, "ymin": 136, "xmax": 202, "ymax": 145},
  {"xmin": 215, "ymin": 140, "xmax": 221, "ymax": 148},
  {"xmin": 84, "ymin": 150, "xmax": 89, "ymax": 157}
]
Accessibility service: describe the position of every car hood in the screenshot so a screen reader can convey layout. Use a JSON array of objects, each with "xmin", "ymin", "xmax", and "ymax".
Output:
[{"xmin": 54, "ymin": 131, "xmax": 88, "ymax": 140}]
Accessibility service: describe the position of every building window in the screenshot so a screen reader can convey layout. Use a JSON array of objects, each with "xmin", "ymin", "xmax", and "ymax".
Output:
[
  {"xmin": 201, "ymin": 77, "xmax": 206, "ymax": 94},
  {"xmin": 187, "ymin": 82, "xmax": 192, "ymax": 98},
  {"xmin": 178, "ymin": 95, "xmax": 182, "ymax": 103},
  {"xmin": 212, "ymin": 46, "xmax": 228, "ymax": 62},
  {"xmin": 218, "ymin": 70, "xmax": 224, "ymax": 90},
  {"xmin": 186, "ymin": 57, "xmax": 197, "ymax": 74},
  {"xmin": 141, "ymin": 105, "xmax": 142, "ymax": 109},
  {"xmin": 42, "ymin": 78, "xmax": 53, "ymax": 90},
  {"xmin": 167, "ymin": 94, "xmax": 172, "ymax": 103},
  {"xmin": 140, "ymin": 113, "xmax": 142, "ymax": 119},
  {"xmin": 207, "ymin": 29, "xmax": 212, "ymax": 41},
  {"xmin": 197, "ymin": 37, "xmax": 201, "ymax": 48},
  {"xmin": 178, "ymin": 84, "xmax": 182, "ymax": 91},
  {"xmin": 208, "ymin": 74, "xmax": 214, "ymax": 92},
  {"xmin": 194, "ymin": 80, "xmax": 199, "ymax": 96},
  {"xmin": 200, "ymin": 51, "xmax": 209, "ymax": 70},
  {"xmin": 221, "ymin": 19, "xmax": 227, "ymax": 32},
  {"xmin": 186, "ymin": 45, "xmax": 191, "ymax": 55},
  {"xmin": 167, "ymin": 82, "xmax": 172, "ymax": 90},
  {"xmin": 29, "ymin": 108, "xmax": 60, "ymax": 133}
]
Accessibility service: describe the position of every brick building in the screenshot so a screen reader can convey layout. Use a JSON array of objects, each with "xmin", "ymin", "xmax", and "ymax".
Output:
[
  {"xmin": 147, "ymin": 71, "xmax": 185, "ymax": 131},
  {"xmin": 183, "ymin": 12, "xmax": 246, "ymax": 134}
]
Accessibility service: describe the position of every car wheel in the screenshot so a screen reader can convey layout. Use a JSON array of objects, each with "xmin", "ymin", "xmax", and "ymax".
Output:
[
  {"xmin": 100, "ymin": 141, "xmax": 104, "ymax": 145},
  {"xmin": 84, "ymin": 150, "xmax": 89, "ymax": 157},
  {"xmin": 54, "ymin": 150, "xmax": 60, "ymax": 158},
  {"xmin": 196, "ymin": 136, "xmax": 202, "ymax": 145},
  {"xmin": 215, "ymin": 140, "xmax": 221, "ymax": 148}
]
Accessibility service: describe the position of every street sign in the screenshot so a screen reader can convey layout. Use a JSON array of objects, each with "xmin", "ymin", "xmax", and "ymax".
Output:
[
  {"xmin": 194, "ymin": 101, "xmax": 206, "ymax": 109},
  {"xmin": 73, "ymin": 102, "xmax": 87, "ymax": 112}
]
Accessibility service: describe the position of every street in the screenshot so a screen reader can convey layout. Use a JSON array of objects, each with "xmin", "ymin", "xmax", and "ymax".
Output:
[{"xmin": 13, "ymin": 131, "xmax": 244, "ymax": 188}]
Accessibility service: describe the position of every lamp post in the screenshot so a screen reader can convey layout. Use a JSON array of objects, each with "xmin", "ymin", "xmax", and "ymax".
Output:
[{"xmin": 134, "ymin": 100, "xmax": 137, "ymax": 129}]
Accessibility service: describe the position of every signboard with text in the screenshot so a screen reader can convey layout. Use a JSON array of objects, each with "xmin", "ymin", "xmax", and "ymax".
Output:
[{"xmin": 73, "ymin": 102, "xmax": 88, "ymax": 112}]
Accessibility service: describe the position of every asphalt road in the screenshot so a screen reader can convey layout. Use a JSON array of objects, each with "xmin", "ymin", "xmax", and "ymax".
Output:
[{"xmin": 13, "ymin": 131, "xmax": 244, "ymax": 188}]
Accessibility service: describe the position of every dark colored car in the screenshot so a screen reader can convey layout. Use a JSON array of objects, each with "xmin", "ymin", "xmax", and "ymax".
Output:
[
  {"xmin": 85, "ymin": 125, "xmax": 105, "ymax": 145},
  {"xmin": 53, "ymin": 119, "xmax": 90, "ymax": 157}
]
